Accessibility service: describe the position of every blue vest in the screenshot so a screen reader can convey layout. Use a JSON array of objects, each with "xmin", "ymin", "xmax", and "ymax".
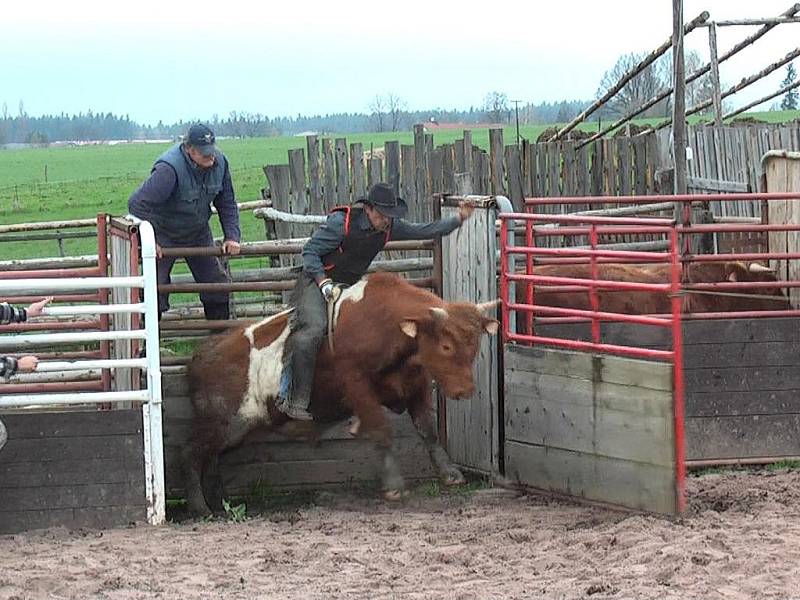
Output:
[{"xmin": 151, "ymin": 144, "xmax": 226, "ymax": 241}]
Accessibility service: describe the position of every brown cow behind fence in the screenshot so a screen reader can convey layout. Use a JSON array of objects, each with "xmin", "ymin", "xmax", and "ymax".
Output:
[{"xmin": 514, "ymin": 261, "xmax": 789, "ymax": 315}]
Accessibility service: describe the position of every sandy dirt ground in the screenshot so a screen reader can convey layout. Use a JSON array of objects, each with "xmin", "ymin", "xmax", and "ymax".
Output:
[{"xmin": 2, "ymin": 469, "xmax": 800, "ymax": 600}]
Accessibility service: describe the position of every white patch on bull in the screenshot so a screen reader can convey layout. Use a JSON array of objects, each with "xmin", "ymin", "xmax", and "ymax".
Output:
[
  {"xmin": 333, "ymin": 278, "xmax": 369, "ymax": 326},
  {"xmin": 239, "ymin": 310, "xmax": 293, "ymax": 424}
]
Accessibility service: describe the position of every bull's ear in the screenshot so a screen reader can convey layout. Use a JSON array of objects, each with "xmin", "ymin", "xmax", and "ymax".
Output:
[
  {"xmin": 429, "ymin": 307, "xmax": 449, "ymax": 323},
  {"xmin": 483, "ymin": 319, "xmax": 500, "ymax": 335},
  {"xmin": 400, "ymin": 320, "xmax": 418, "ymax": 338}
]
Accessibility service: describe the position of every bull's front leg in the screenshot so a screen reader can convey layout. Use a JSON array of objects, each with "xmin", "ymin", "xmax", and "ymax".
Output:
[
  {"xmin": 408, "ymin": 394, "xmax": 465, "ymax": 487},
  {"xmin": 182, "ymin": 442, "xmax": 213, "ymax": 517},
  {"xmin": 344, "ymin": 376, "xmax": 406, "ymax": 501}
]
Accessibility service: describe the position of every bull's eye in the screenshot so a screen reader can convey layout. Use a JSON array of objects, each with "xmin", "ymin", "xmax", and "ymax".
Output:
[{"xmin": 441, "ymin": 343, "xmax": 454, "ymax": 354}]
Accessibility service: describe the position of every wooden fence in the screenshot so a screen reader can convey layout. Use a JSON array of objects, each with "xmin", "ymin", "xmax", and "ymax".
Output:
[{"xmin": 260, "ymin": 123, "xmax": 800, "ymax": 229}]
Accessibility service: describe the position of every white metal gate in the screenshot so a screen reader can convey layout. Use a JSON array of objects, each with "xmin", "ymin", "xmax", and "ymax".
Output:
[{"xmin": 0, "ymin": 221, "xmax": 165, "ymax": 525}]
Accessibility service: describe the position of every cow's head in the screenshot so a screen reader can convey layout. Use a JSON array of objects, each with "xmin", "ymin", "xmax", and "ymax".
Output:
[
  {"xmin": 399, "ymin": 300, "xmax": 499, "ymax": 399},
  {"xmin": 685, "ymin": 261, "xmax": 788, "ymax": 312}
]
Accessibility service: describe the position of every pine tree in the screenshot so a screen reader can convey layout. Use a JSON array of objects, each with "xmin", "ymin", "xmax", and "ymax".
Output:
[{"xmin": 781, "ymin": 63, "xmax": 798, "ymax": 111}]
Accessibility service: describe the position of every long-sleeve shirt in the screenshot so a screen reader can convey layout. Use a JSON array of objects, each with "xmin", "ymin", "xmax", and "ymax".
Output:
[
  {"xmin": 302, "ymin": 209, "xmax": 461, "ymax": 282},
  {"xmin": 1, "ymin": 303, "xmax": 28, "ymax": 379},
  {"xmin": 128, "ymin": 160, "xmax": 241, "ymax": 243},
  {"xmin": 1, "ymin": 303, "xmax": 27, "ymax": 325}
]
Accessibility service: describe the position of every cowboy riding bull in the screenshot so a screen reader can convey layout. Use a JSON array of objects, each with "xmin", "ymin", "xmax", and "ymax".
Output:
[{"xmin": 183, "ymin": 273, "xmax": 498, "ymax": 515}]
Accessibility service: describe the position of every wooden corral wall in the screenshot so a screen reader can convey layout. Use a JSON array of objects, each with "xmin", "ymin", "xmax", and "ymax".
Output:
[
  {"xmin": 534, "ymin": 318, "xmax": 800, "ymax": 464},
  {"xmin": 260, "ymin": 126, "xmax": 665, "ymax": 216},
  {"xmin": 161, "ymin": 371, "xmax": 437, "ymax": 497},
  {"xmin": 659, "ymin": 123, "xmax": 800, "ymax": 217},
  {"xmin": 0, "ymin": 410, "xmax": 146, "ymax": 534},
  {"xmin": 262, "ymin": 122, "xmax": 800, "ymax": 226},
  {"xmin": 503, "ymin": 344, "xmax": 678, "ymax": 515},
  {"xmin": 764, "ymin": 151, "xmax": 800, "ymax": 308}
]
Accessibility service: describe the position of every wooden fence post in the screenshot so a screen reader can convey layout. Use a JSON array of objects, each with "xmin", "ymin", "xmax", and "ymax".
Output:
[
  {"xmin": 440, "ymin": 191, "xmax": 500, "ymax": 475},
  {"xmin": 489, "ymin": 128, "xmax": 506, "ymax": 196},
  {"xmin": 307, "ymin": 135, "xmax": 322, "ymax": 214}
]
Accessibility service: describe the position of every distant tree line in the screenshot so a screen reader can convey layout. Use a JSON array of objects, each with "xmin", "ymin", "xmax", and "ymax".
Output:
[{"xmin": 0, "ymin": 95, "xmax": 592, "ymax": 145}]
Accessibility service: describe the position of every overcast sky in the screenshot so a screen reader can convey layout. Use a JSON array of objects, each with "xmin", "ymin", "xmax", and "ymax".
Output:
[{"xmin": 3, "ymin": 0, "xmax": 799, "ymax": 125}]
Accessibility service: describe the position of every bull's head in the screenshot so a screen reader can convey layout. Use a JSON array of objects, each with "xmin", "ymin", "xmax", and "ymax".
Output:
[{"xmin": 399, "ymin": 300, "xmax": 499, "ymax": 399}]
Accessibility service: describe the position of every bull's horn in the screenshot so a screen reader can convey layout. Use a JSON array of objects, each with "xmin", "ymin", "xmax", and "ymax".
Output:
[
  {"xmin": 749, "ymin": 263, "xmax": 775, "ymax": 273},
  {"xmin": 476, "ymin": 299, "xmax": 501, "ymax": 313},
  {"xmin": 429, "ymin": 307, "xmax": 449, "ymax": 322}
]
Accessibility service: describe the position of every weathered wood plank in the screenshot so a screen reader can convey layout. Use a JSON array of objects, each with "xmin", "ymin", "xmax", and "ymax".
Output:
[
  {"xmin": 321, "ymin": 138, "xmax": 336, "ymax": 210},
  {"xmin": 618, "ymin": 137, "xmax": 632, "ymax": 195},
  {"xmin": 489, "ymin": 128, "xmax": 505, "ymax": 195},
  {"xmin": 441, "ymin": 204, "xmax": 499, "ymax": 473},
  {"xmin": 505, "ymin": 441, "xmax": 677, "ymax": 514},
  {"xmin": 350, "ymin": 142, "xmax": 365, "ymax": 201},
  {"xmin": 505, "ymin": 144, "xmax": 523, "ymax": 210},
  {"xmin": 0, "ymin": 506, "xmax": 147, "ymax": 535},
  {"xmin": 401, "ymin": 145, "xmax": 416, "ymax": 216},
  {"xmin": 523, "ymin": 140, "xmax": 534, "ymax": 198},
  {"xmin": 562, "ymin": 142, "xmax": 576, "ymax": 198},
  {"xmin": 504, "ymin": 345, "xmax": 673, "ymax": 391},
  {"xmin": 0, "ymin": 409, "xmax": 142, "ymax": 438},
  {"xmin": 537, "ymin": 141, "xmax": 548, "ymax": 197},
  {"xmin": 385, "ymin": 141, "xmax": 401, "ymax": 196},
  {"xmin": 454, "ymin": 138, "xmax": 465, "ymax": 173},
  {"xmin": 367, "ymin": 157, "xmax": 383, "ymax": 189},
  {"xmin": 264, "ymin": 164, "xmax": 293, "ymax": 241},
  {"xmin": 575, "ymin": 144, "xmax": 590, "ymax": 199},
  {"xmin": 0, "ymin": 409, "xmax": 147, "ymax": 533},
  {"xmin": 591, "ymin": 141, "xmax": 603, "ymax": 197},
  {"xmin": 505, "ymin": 388, "xmax": 673, "ymax": 468},
  {"xmin": 414, "ymin": 124, "xmax": 428, "ymax": 221},
  {"xmin": 334, "ymin": 138, "xmax": 350, "ymax": 204},
  {"xmin": 684, "ymin": 365, "xmax": 800, "ymax": 393},
  {"xmin": 548, "ymin": 142, "xmax": 560, "ymax": 198},
  {"xmin": 463, "ymin": 130, "xmax": 473, "ymax": 174},
  {"xmin": 288, "ymin": 148, "xmax": 314, "ymax": 242},
  {"xmin": 442, "ymin": 144, "xmax": 456, "ymax": 194},
  {"xmin": 306, "ymin": 135, "xmax": 323, "ymax": 214},
  {"xmin": 686, "ymin": 389, "xmax": 800, "ymax": 418},
  {"xmin": 430, "ymin": 147, "xmax": 444, "ymax": 197},
  {"xmin": 2, "ymin": 481, "xmax": 143, "ymax": 511},
  {"xmin": 686, "ymin": 414, "xmax": 800, "ymax": 460}
]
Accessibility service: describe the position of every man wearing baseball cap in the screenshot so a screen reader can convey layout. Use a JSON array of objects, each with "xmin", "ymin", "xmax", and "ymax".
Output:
[
  {"xmin": 277, "ymin": 182, "xmax": 474, "ymax": 421},
  {"xmin": 128, "ymin": 123, "xmax": 241, "ymax": 321}
]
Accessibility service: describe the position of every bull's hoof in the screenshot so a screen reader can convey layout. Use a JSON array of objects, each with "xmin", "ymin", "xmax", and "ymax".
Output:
[
  {"xmin": 383, "ymin": 489, "xmax": 410, "ymax": 502},
  {"xmin": 442, "ymin": 469, "xmax": 466, "ymax": 486},
  {"xmin": 186, "ymin": 491, "xmax": 214, "ymax": 518},
  {"xmin": 188, "ymin": 503, "xmax": 213, "ymax": 518}
]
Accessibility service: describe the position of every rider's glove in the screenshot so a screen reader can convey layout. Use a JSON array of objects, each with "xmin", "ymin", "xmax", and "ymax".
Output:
[{"xmin": 319, "ymin": 278, "xmax": 336, "ymax": 301}]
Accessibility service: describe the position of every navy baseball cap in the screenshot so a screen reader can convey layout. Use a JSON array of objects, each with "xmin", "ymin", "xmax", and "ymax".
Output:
[{"xmin": 185, "ymin": 123, "xmax": 216, "ymax": 156}]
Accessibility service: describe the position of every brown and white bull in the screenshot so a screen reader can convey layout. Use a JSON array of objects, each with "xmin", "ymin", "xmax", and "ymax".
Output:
[
  {"xmin": 516, "ymin": 261, "xmax": 789, "ymax": 315},
  {"xmin": 183, "ymin": 272, "xmax": 498, "ymax": 515}
]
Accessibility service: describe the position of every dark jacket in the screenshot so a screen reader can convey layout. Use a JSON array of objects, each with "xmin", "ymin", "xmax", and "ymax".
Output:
[
  {"xmin": 1, "ymin": 303, "xmax": 28, "ymax": 379},
  {"xmin": 302, "ymin": 203, "xmax": 461, "ymax": 285},
  {"xmin": 128, "ymin": 143, "xmax": 240, "ymax": 244}
]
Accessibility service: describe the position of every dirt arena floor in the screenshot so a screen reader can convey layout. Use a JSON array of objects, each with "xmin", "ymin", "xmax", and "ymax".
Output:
[{"xmin": 2, "ymin": 468, "xmax": 800, "ymax": 600}]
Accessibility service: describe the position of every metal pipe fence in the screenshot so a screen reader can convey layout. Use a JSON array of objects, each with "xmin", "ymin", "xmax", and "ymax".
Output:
[{"xmin": 0, "ymin": 219, "xmax": 165, "ymax": 526}]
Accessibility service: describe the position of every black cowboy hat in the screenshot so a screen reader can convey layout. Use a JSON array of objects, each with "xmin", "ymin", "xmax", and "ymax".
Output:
[{"xmin": 365, "ymin": 183, "xmax": 408, "ymax": 219}]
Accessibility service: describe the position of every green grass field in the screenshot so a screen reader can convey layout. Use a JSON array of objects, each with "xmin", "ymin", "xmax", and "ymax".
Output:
[
  {"xmin": 2, "ymin": 109, "xmax": 797, "ymax": 262},
  {"xmin": 0, "ymin": 124, "xmax": 569, "ymax": 260}
]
